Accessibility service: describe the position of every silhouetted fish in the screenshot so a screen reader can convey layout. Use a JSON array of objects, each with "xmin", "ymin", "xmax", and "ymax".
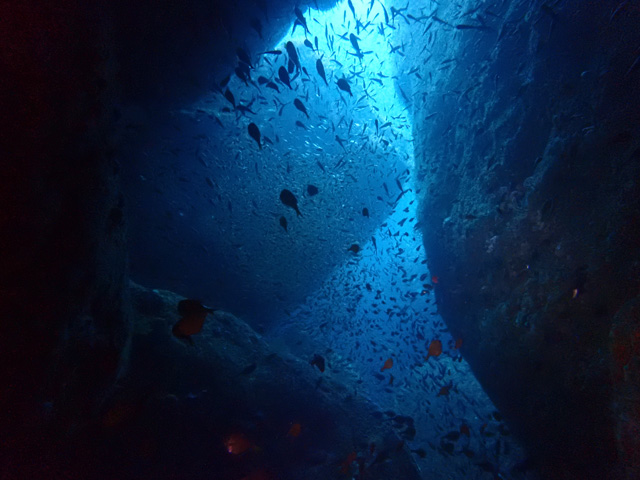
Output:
[
  {"xmin": 348, "ymin": 243, "xmax": 361, "ymax": 254},
  {"xmin": 310, "ymin": 354, "xmax": 325, "ymax": 372},
  {"xmin": 279, "ymin": 216, "xmax": 288, "ymax": 232},
  {"xmin": 172, "ymin": 300, "xmax": 215, "ymax": 344},
  {"xmin": 307, "ymin": 184, "xmax": 319, "ymax": 196},
  {"xmin": 294, "ymin": 98, "xmax": 309, "ymax": 118},
  {"xmin": 316, "ymin": 59, "xmax": 328, "ymax": 85},
  {"xmin": 278, "ymin": 66, "xmax": 292, "ymax": 89},
  {"xmin": 280, "ymin": 189, "xmax": 301, "ymax": 216},
  {"xmin": 294, "ymin": 6, "xmax": 309, "ymax": 34},
  {"xmin": 285, "ymin": 41, "xmax": 301, "ymax": 72},
  {"xmin": 248, "ymin": 123, "xmax": 261, "ymax": 149},
  {"xmin": 362, "ymin": 207, "xmax": 369, "ymax": 217},
  {"xmin": 349, "ymin": 33, "xmax": 362, "ymax": 58},
  {"xmin": 224, "ymin": 88, "xmax": 235, "ymax": 107},
  {"xmin": 337, "ymin": 78, "xmax": 352, "ymax": 96},
  {"xmin": 236, "ymin": 47, "xmax": 252, "ymax": 67}
]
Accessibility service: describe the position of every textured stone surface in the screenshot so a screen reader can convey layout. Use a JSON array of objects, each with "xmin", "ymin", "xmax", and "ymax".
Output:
[
  {"xmin": 412, "ymin": 2, "xmax": 640, "ymax": 478},
  {"xmin": 0, "ymin": 0, "xmax": 132, "ymax": 468},
  {"xmin": 85, "ymin": 282, "xmax": 422, "ymax": 479}
]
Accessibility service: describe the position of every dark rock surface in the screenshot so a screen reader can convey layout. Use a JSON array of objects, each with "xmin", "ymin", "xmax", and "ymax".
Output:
[
  {"xmin": 412, "ymin": 2, "xmax": 640, "ymax": 479},
  {"xmin": 0, "ymin": 0, "xmax": 131, "ymax": 469},
  {"xmin": 81, "ymin": 282, "xmax": 422, "ymax": 480}
]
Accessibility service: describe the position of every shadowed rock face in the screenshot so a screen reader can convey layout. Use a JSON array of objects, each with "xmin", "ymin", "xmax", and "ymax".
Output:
[
  {"xmin": 0, "ymin": 0, "xmax": 131, "ymax": 463},
  {"xmin": 413, "ymin": 1, "xmax": 640, "ymax": 479}
]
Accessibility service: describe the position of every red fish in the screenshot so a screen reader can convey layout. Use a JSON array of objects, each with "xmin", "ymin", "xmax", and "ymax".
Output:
[
  {"xmin": 340, "ymin": 451, "xmax": 357, "ymax": 475},
  {"xmin": 380, "ymin": 358, "xmax": 393, "ymax": 372},
  {"xmin": 287, "ymin": 422, "xmax": 302, "ymax": 438},
  {"xmin": 437, "ymin": 382, "xmax": 453, "ymax": 397},
  {"xmin": 454, "ymin": 338, "xmax": 463, "ymax": 349},
  {"xmin": 431, "ymin": 275, "xmax": 439, "ymax": 284},
  {"xmin": 225, "ymin": 433, "xmax": 253, "ymax": 454},
  {"xmin": 172, "ymin": 299, "xmax": 215, "ymax": 344},
  {"xmin": 460, "ymin": 423, "xmax": 470, "ymax": 437},
  {"xmin": 425, "ymin": 339, "xmax": 442, "ymax": 360}
]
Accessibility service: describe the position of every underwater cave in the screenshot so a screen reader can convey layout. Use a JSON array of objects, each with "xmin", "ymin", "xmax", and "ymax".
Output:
[{"xmin": 2, "ymin": 0, "xmax": 640, "ymax": 479}]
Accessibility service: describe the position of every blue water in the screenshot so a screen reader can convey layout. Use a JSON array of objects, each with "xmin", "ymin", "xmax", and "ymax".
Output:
[{"xmin": 121, "ymin": 0, "xmax": 535, "ymax": 477}]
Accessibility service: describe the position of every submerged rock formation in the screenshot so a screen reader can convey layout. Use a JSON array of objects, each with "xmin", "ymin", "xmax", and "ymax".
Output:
[
  {"xmin": 0, "ymin": 1, "xmax": 131, "ymax": 470},
  {"xmin": 59, "ymin": 282, "xmax": 422, "ymax": 479},
  {"xmin": 413, "ymin": 2, "xmax": 640, "ymax": 479}
]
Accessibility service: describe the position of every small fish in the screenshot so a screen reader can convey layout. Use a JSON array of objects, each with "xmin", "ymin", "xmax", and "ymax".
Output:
[
  {"xmin": 460, "ymin": 424, "xmax": 470, "ymax": 437},
  {"xmin": 349, "ymin": 33, "xmax": 362, "ymax": 58},
  {"xmin": 248, "ymin": 123, "xmax": 261, "ymax": 149},
  {"xmin": 437, "ymin": 382, "xmax": 453, "ymax": 397},
  {"xmin": 224, "ymin": 88, "xmax": 235, "ymax": 107},
  {"xmin": 257, "ymin": 76, "xmax": 269, "ymax": 85},
  {"xmin": 303, "ymin": 38, "xmax": 314, "ymax": 51},
  {"xmin": 347, "ymin": 243, "xmax": 361, "ymax": 254},
  {"xmin": 280, "ymin": 189, "xmax": 302, "ymax": 216},
  {"xmin": 266, "ymin": 81, "xmax": 280, "ymax": 92},
  {"xmin": 295, "ymin": 120, "xmax": 307, "ymax": 130},
  {"xmin": 294, "ymin": 6, "xmax": 310, "ymax": 34},
  {"xmin": 362, "ymin": 207, "xmax": 369, "ymax": 217},
  {"xmin": 316, "ymin": 59, "xmax": 328, "ymax": 85},
  {"xmin": 236, "ymin": 47, "xmax": 252, "ymax": 67},
  {"xmin": 225, "ymin": 433, "xmax": 253, "ymax": 454},
  {"xmin": 279, "ymin": 216, "xmax": 288, "ymax": 232},
  {"xmin": 285, "ymin": 41, "xmax": 301, "ymax": 71},
  {"xmin": 454, "ymin": 338, "xmax": 463, "ymax": 349},
  {"xmin": 278, "ymin": 66, "xmax": 292, "ymax": 89},
  {"xmin": 337, "ymin": 78, "xmax": 353, "ymax": 96},
  {"xmin": 340, "ymin": 451, "xmax": 357, "ymax": 475},
  {"xmin": 294, "ymin": 98, "xmax": 309, "ymax": 118},
  {"xmin": 307, "ymin": 184, "xmax": 319, "ymax": 196},
  {"xmin": 425, "ymin": 339, "xmax": 442, "ymax": 360},
  {"xmin": 260, "ymin": 49, "xmax": 282, "ymax": 55},
  {"xmin": 310, "ymin": 354, "xmax": 325, "ymax": 372},
  {"xmin": 287, "ymin": 422, "xmax": 302, "ymax": 437},
  {"xmin": 380, "ymin": 358, "xmax": 393, "ymax": 372},
  {"xmin": 347, "ymin": 0, "xmax": 356, "ymax": 20},
  {"xmin": 172, "ymin": 300, "xmax": 215, "ymax": 344}
]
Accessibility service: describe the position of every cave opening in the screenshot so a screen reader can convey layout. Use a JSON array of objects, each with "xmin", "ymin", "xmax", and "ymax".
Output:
[{"xmin": 118, "ymin": 0, "xmax": 532, "ymax": 477}]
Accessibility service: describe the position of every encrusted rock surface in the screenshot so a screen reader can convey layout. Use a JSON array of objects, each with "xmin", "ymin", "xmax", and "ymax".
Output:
[{"xmin": 412, "ymin": 2, "xmax": 640, "ymax": 478}]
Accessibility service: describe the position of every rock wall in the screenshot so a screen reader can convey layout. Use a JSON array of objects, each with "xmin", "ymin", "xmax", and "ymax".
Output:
[
  {"xmin": 413, "ymin": 2, "xmax": 640, "ymax": 479},
  {"xmin": 0, "ymin": 0, "xmax": 130, "ymax": 468}
]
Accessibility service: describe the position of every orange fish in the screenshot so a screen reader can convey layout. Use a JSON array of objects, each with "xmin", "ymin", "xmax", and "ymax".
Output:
[
  {"xmin": 287, "ymin": 422, "xmax": 302, "ymax": 438},
  {"xmin": 431, "ymin": 275, "xmax": 439, "ymax": 284},
  {"xmin": 172, "ymin": 299, "xmax": 215, "ymax": 344},
  {"xmin": 340, "ymin": 451, "xmax": 357, "ymax": 475},
  {"xmin": 225, "ymin": 433, "xmax": 253, "ymax": 455},
  {"xmin": 437, "ymin": 382, "xmax": 453, "ymax": 397},
  {"xmin": 425, "ymin": 339, "xmax": 442, "ymax": 360},
  {"xmin": 380, "ymin": 358, "xmax": 393, "ymax": 372},
  {"xmin": 454, "ymin": 338, "xmax": 463, "ymax": 349}
]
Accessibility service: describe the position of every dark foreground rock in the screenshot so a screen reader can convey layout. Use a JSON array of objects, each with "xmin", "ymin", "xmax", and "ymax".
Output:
[{"xmin": 19, "ymin": 282, "xmax": 419, "ymax": 480}]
